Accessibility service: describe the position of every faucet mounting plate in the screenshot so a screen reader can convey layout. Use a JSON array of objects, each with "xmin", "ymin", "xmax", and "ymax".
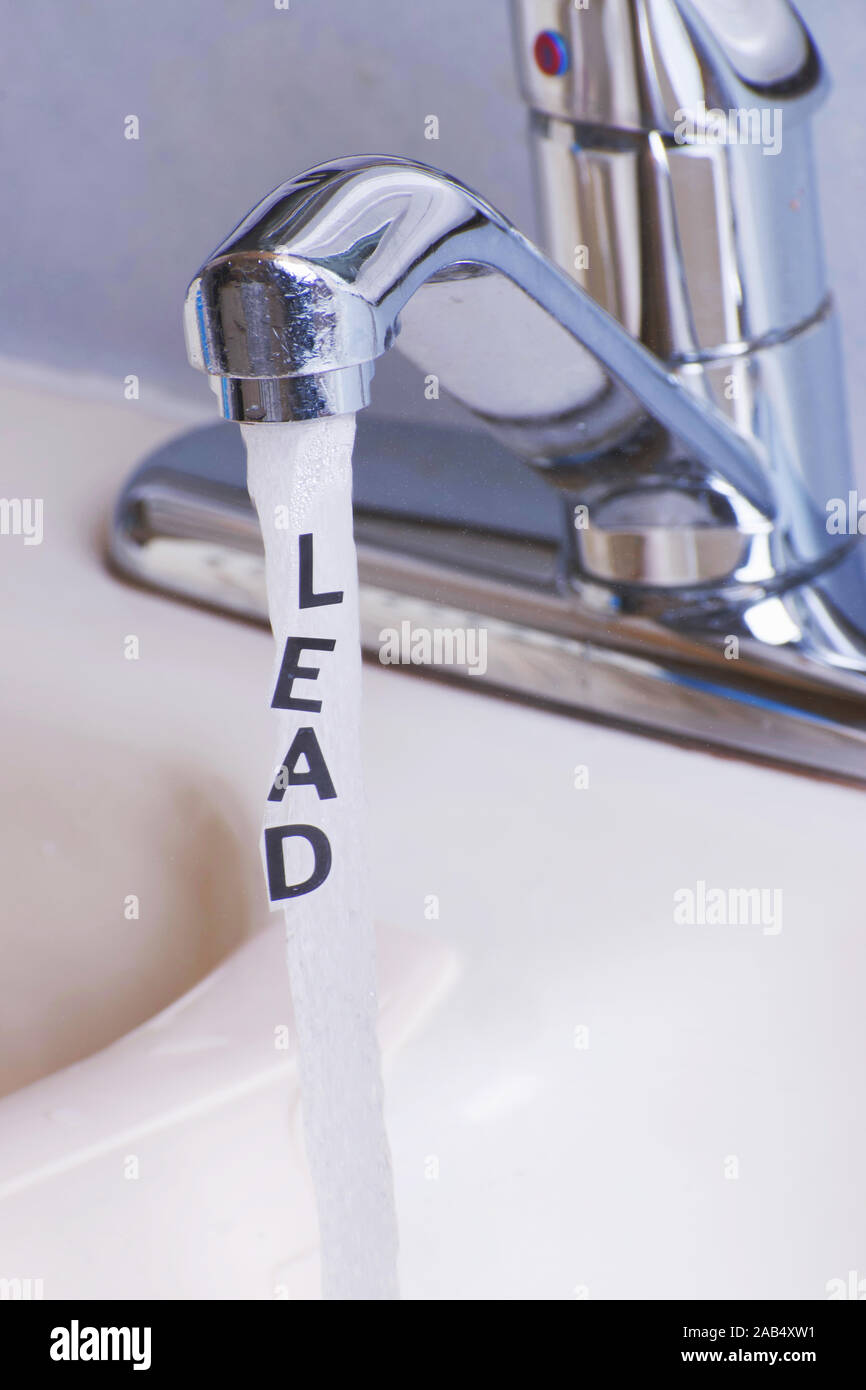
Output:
[{"xmin": 109, "ymin": 419, "xmax": 866, "ymax": 787}]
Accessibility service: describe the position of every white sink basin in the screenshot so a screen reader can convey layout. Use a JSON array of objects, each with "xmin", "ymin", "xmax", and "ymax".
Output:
[
  {"xmin": 0, "ymin": 711, "xmax": 255, "ymax": 1096},
  {"xmin": 2, "ymin": 373, "xmax": 865, "ymax": 1301}
]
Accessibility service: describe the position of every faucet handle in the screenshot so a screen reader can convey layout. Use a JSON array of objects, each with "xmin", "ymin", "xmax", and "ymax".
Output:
[
  {"xmin": 511, "ymin": 0, "xmax": 821, "ymax": 136},
  {"xmin": 686, "ymin": 0, "xmax": 810, "ymax": 86},
  {"xmin": 509, "ymin": 0, "xmax": 852, "ymax": 590}
]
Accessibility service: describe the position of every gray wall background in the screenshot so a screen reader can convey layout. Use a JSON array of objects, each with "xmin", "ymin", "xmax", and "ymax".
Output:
[{"xmin": 2, "ymin": 0, "xmax": 865, "ymax": 448}]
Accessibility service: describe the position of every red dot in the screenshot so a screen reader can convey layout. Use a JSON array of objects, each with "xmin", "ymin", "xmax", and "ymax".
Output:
[{"xmin": 534, "ymin": 31, "xmax": 570, "ymax": 78}]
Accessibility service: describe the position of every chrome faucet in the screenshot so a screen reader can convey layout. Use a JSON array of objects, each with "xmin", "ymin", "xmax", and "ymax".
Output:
[
  {"xmin": 114, "ymin": 0, "xmax": 866, "ymax": 782},
  {"xmin": 184, "ymin": 154, "xmax": 775, "ymax": 522}
]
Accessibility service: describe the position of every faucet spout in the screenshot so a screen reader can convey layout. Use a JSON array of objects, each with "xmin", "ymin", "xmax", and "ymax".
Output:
[{"xmin": 185, "ymin": 156, "xmax": 774, "ymax": 518}]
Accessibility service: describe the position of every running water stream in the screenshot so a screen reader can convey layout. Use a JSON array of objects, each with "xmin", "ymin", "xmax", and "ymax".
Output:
[{"xmin": 243, "ymin": 416, "xmax": 400, "ymax": 1301}]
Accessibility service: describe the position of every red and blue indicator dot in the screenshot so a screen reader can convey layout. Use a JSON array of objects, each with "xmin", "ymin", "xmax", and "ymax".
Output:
[{"xmin": 533, "ymin": 30, "xmax": 570, "ymax": 77}]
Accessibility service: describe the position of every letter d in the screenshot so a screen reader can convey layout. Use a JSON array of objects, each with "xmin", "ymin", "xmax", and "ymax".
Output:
[{"xmin": 264, "ymin": 824, "xmax": 332, "ymax": 901}]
